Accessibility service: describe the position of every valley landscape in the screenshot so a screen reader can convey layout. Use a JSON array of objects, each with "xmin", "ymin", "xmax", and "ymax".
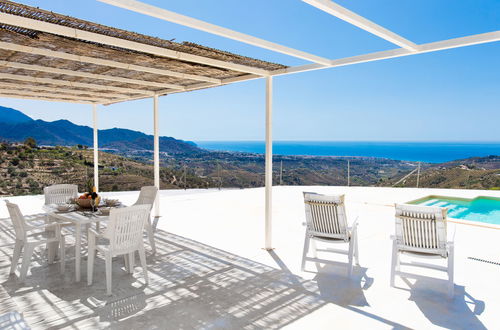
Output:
[{"xmin": 0, "ymin": 106, "xmax": 498, "ymax": 196}]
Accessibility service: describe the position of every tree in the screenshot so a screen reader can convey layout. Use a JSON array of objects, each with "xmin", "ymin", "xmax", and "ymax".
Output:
[{"xmin": 24, "ymin": 137, "xmax": 37, "ymax": 148}]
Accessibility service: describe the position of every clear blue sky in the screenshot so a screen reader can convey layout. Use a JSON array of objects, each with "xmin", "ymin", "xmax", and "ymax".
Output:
[{"xmin": 1, "ymin": 0, "xmax": 499, "ymax": 141}]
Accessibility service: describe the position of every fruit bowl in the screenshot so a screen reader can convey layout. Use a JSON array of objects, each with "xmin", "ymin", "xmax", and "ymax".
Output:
[{"xmin": 76, "ymin": 196, "xmax": 100, "ymax": 209}]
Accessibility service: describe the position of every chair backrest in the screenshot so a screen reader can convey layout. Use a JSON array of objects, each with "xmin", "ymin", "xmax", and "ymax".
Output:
[
  {"xmin": 394, "ymin": 204, "xmax": 448, "ymax": 257},
  {"xmin": 4, "ymin": 201, "xmax": 28, "ymax": 240},
  {"xmin": 133, "ymin": 186, "xmax": 158, "ymax": 211},
  {"xmin": 44, "ymin": 184, "xmax": 78, "ymax": 205},
  {"xmin": 106, "ymin": 205, "xmax": 151, "ymax": 255},
  {"xmin": 303, "ymin": 192, "xmax": 349, "ymax": 241}
]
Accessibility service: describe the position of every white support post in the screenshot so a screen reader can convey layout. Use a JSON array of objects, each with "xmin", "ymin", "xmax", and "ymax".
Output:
[
  {"xmin": 153, "ymin": 95, "xmax": 160, "ymax": 219},
  {"xmin": 347, "ymin": 159, "xmax": 350, "ymax": 186},
  {"xmin": 92, "ymin": 104, "xmax": 99, "ymax": 192},
  {"xmin": 416, "ymin": 162, "xmax": 421, "ymax": 188},
  {"xmin": 265, "ymin": 76, "xmax": 273, "ymax": 250}
]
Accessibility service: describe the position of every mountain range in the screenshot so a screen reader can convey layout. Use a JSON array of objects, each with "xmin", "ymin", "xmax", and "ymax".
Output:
[{"xmin": 0, "ymin": 106, "xmax": 202, "ymax": 155}]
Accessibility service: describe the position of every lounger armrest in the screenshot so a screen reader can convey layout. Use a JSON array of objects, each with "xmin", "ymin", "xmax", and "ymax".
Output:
[
  {"xmin": 448, "ymin": 224, "xmax": 456, "ymax": 243},
  {"xmin": 349, "ymin": 216, "xmax": 359, "ymax": 230}
]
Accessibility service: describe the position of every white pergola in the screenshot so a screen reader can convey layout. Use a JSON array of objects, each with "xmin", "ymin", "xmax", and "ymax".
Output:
[{"xmin": 1, "ymin": 0, "xmax": 499, "ymax": 249}]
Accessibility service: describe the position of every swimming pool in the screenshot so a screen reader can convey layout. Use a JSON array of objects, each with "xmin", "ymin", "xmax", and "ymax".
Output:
[{"xmin": 409, "ymin": 196, "xmax": 500, "ymax": 225}]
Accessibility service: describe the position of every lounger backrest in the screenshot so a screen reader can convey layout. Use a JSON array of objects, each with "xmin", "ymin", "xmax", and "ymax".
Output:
[
  {"xmin": 395, "ymin": 204, "xmax": 448, "ymax": 257},
  {"xmin": 303, "ymin": 192, "xmax": 349, "ymax": 241},
  {"xmin": 4, "ymin": 201, "xmax": 28, "ymax": 240},
  {"xmin": 106, "ymin": 205, "xmax": 150, "ymax": 255},
  {"xmin": 44, "ymin": 184, "xmax": 78, "ymax": 205},
  {"xmin": 133, "ymin": 186, "xmax": 158, "ymax": 211}
]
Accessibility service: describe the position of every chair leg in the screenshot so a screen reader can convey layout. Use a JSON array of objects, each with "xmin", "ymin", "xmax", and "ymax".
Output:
[
  {"xmin": 87, "ymin": 239, "xmax": 96, "ymax": 286},
  {"xmin": 301, "ymin": 234, "xmax": 310, "ymax": 272},
  {"xmin": 19, "ymin": 244, "xmax": 35, "ymax": 282},
  {"xmin": 145, "ymin": 220, "xmax": 156, "ymax": 254},
  {"xmin": 390, "ymin": 240, "xmax": 398, "ymax": 287},
  {"xmin": 448, "ymin": 244, "xmax": 455, "ymax": 298},
  {"xmin": 128, "ymin": 252, "xmax": 135, "ymax": 274},
  {"xmin": 138, "ymin": 244, "xmax": 148, "ymax": 285},
  {"xmin": 10, "ymin": 240, "xmax": 23, "ymax": 275},
  {"xmin": 124, "ymin": 255, "xmax": 130, "ymax": 273},
  {"xmin": 47, "ymin": 241, "xmax": 58, "ymax": 264},
  {"xmin": 105, "ymin": 252, "xmax": 112, "ymax": 296},
  {"xmin": 60, "ymin": 236, "xmax": 66, "ymax": 275}
]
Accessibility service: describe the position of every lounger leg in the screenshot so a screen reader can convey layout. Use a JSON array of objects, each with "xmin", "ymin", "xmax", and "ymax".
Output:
[
  {"xmin": 448, "ymin": 243, "xmax": 455, "ymax": 298},
  {"xmin": 145, "ymin": 220, "xmax": 156, "ymax": 254},
  {"xmin": 347, "ymin": 238, "xmax": 354, "ymax": 277},
  {"xmin": 10, "ymin": 240, "xmax": 23, "ymax": 275},
  {"xmin": 390, "ymin": 240, "xmax": 398, "ymax": 287},
  {"xmin": 19, "ymin": 244, "xmax": 35, "ymax": 282},
  {"xmin": 301, "ymin": 234, "xmax": 310, "ymax": 272},
  {"xmin": 354, "ymin": 229, "xmax": 360, "ymax": 266},
  {"xmin": 105, "ymin": 252, "xmax": 112, "ymax": 296},
  {"xmin": 311, "ymin": 239, "xmax": 318, "ymax": 258},
  {"xmin": 138, "ymin": 243, "xmax": 149, "ymax": 285}
]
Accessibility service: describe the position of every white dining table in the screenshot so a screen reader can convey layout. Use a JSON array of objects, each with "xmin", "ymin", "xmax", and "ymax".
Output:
[{"xmin": 43, "ymin": 205, "xmax": 109, "ymax": 282}]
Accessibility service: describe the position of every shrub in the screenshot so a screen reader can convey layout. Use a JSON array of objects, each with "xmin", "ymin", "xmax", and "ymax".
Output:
[{"xmin": 24, "ymin": 137, "xmax": 37, "ymax": 148}]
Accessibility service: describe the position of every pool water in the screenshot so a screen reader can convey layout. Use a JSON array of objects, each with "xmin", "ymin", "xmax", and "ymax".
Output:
[{"xmin": 412, "ymin": 196, "xmax": 500, "ymax": 225}]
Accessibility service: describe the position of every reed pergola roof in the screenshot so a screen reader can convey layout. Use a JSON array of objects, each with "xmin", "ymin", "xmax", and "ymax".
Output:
[{"xmin": 0, "ymin": 0, "xmax": 287, "ymax": 105}]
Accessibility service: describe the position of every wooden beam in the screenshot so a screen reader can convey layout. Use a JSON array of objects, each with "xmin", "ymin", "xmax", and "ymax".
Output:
[
  {"xmin": 0, "ymin": 93, "xmax": 96, "ymax": 104},
  {"xmin": 0, "ymin": 88, "xmax": 113, "ymax": 102},
  {"xmin": 303, "ymin": 0, "xmax": 418, "ymax": 51},
  {"xmin": 0, "ymin": 12, "xmax": 270, "ymax": 76},
  {"xmin": 98, "ymin": 0, "xmax": 333, "ymax": 65},
  {"xmin": 0, "ymin": 81, "xmax": 134, "ymax": 99},
  {"xmin": 0, "ymin": 41, "xmax": 222, "ymax": 84},
  {"xmin": 103, "ymin": 72, "xmax": 269, "ymax": 105},
  {"xmin": 0, "ymin": 72, "xmax": 154, "ymax": 95},
  {"xmin": 272, "ymin": 30, "xmax": 500, "ymax": 76},
  {"xmin": 0, "ymin": 60, "xmax": 185, "ymax": 90}
]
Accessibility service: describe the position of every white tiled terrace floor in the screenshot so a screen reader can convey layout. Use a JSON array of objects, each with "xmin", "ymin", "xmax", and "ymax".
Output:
[{"xmin": 0, "ymin": 186, "xmax": 499, "ymax": 329}]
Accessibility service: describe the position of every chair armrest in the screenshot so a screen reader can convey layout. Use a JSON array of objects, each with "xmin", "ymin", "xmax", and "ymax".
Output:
[
  {"xmin": 88, "ymin": 228, "xmax": 103, "ymax": 238},
  {"xmin": 25, "ymin": 221, "xmax": 59, "ymax": 232}
]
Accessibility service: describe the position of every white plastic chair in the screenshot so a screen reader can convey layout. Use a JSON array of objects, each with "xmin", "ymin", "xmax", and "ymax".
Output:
[
  {"xmin": 43, "ymin": 184, "xmax": 78, "ymax": 254},
  {"xmin": 5, "ymin": 201, "xmax": 66, "ymax": 281},
  {"xmin": 44, "ymin": 184, "xmax": 78, "ymax": 205},
  {"xmin": 132, "ymin": 186, "xmax": 158, "ymax": 254},
  {"xmin": 87, "ymin": 204, "xmax": 151, "ymax": 295},
  {"xmin": 302, "ymin": 192, "xmax": 359, "ymax": 277},
  {"xmin": 391, "ymin": 204, "xmax": 455, "ymax": 297}
]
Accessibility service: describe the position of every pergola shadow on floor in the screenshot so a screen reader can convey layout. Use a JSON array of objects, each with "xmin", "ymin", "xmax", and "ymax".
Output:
[
  {"xmin": 0, "ymin": 217, "xmax": 326, "ymax": 329},
  {"xmin": 0, "ymin": 213, "xmax": 486, "ymax": 330}
]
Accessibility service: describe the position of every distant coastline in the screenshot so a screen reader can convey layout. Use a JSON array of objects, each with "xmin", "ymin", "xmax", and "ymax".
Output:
[{"xmin": 196, "ymin": 141, "xmax": 500, "ymax": 163}]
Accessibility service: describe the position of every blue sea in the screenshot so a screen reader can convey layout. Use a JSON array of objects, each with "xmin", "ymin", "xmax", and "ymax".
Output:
[{"xmin": 195, "ymin": 141, "xmax": 500, "ymax": 163}]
